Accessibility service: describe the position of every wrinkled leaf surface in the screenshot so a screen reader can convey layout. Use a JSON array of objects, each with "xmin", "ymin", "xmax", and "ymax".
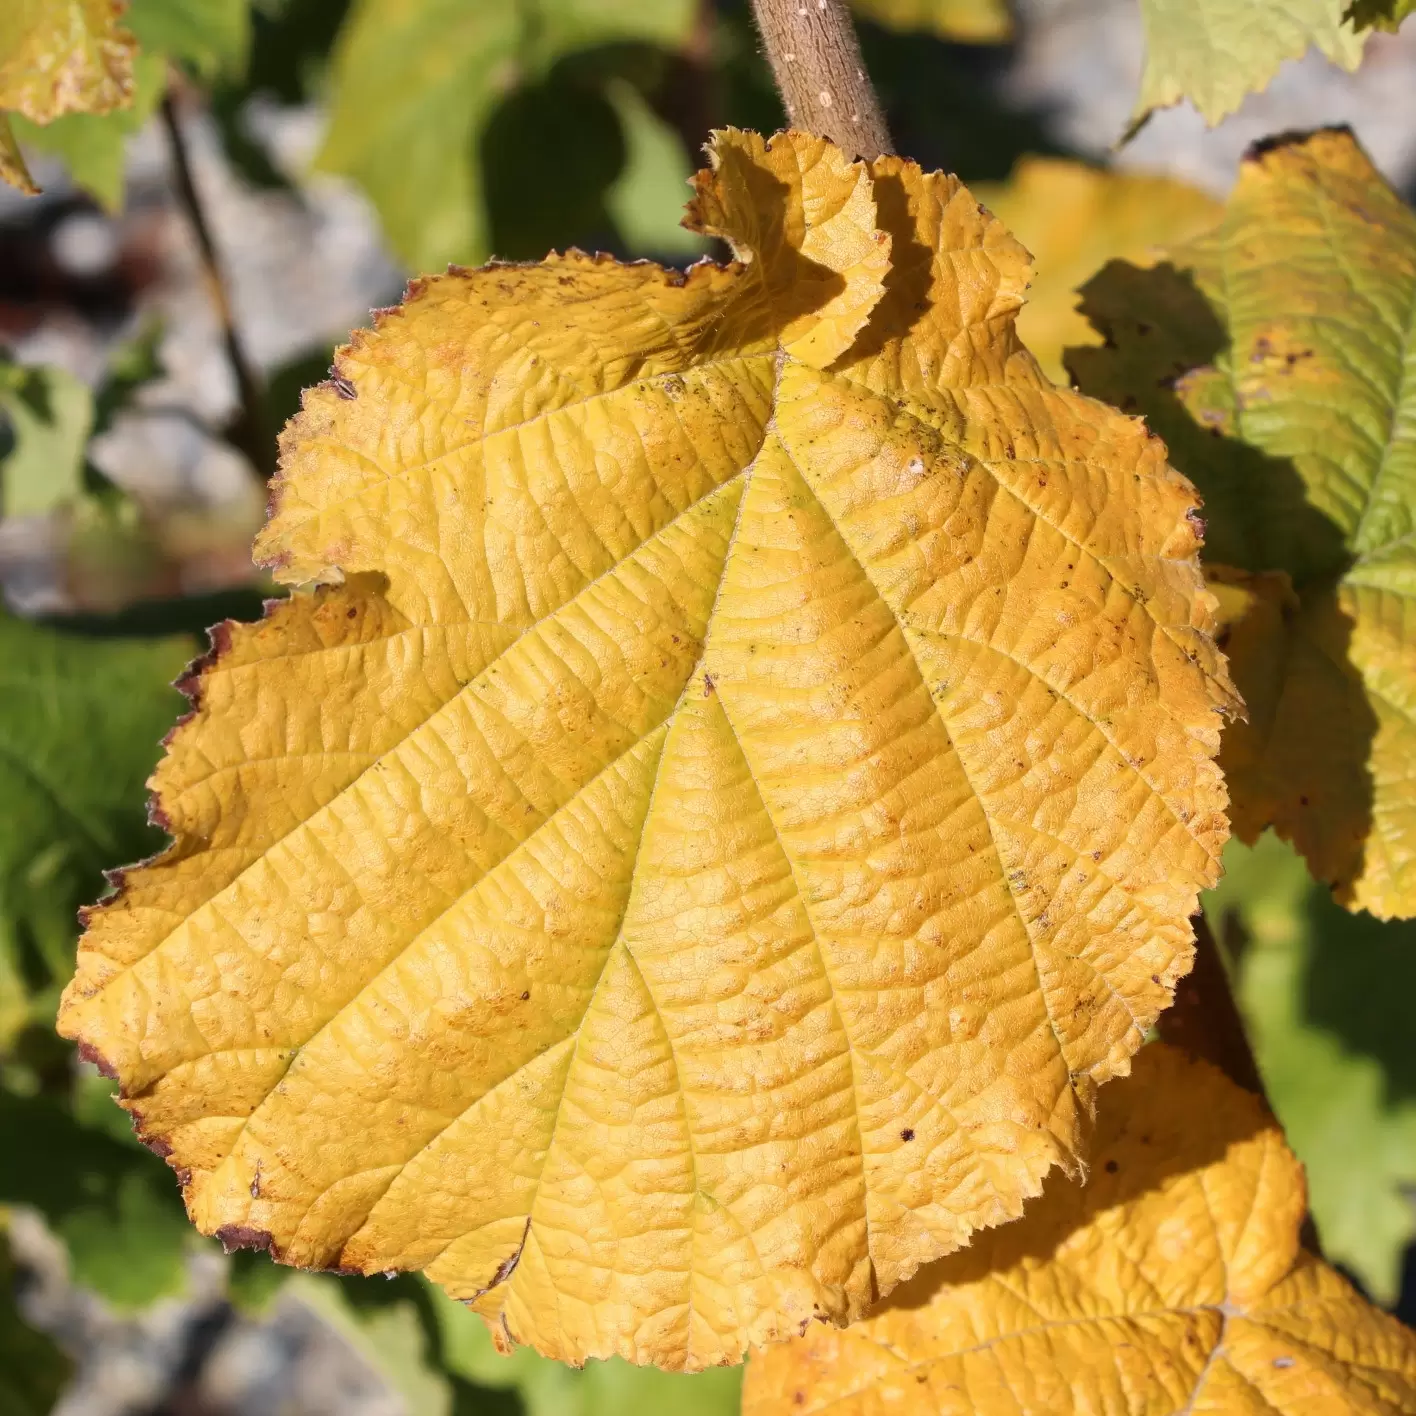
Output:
[
  {"xmin": 744, "ymin": 1043, "xmax": 1416, "ymax": 1415},
  {"xmin": 61, "ymin": 129, "xmax": 1233, "ymax": 1370}
]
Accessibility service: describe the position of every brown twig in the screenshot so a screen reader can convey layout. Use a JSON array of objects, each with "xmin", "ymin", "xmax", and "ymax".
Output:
[
  {"xmin": 159, "ymin": 89, "xmax": 272, "ymax": 479},
  {"xmin": 749, "ymin": 0, "xmax": 893, "ymax": 159},
  {"xmin": 1157, "ymin": 911, "xmax": 1268, "ymax": 1101}
]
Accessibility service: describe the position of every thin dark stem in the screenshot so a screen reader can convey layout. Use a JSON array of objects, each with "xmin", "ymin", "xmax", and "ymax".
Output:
[
  {"xmin": 749, "ymin": 0, "xmax": 893, "ymax": 159},
  {"xmin": 159, "ymin": 89, "xmax": 272, "ymax": 479},
  {"xmin": 1157, "ymin": 911, "xmax": 1268, "ymax": 1100}
]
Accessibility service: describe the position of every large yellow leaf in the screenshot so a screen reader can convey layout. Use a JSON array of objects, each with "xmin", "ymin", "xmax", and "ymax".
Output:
[
  {"xmin": 1069, "ymin": 130, "xmax": 1416, "ymax": 918},
  {"xmin": 744, "ymin": 1042, "xmax": 1416, "ymax": 1415},
  {"xmin": 0, "ymin": 0, "xmax": 135, "ymax": 125},
  {"xmin": 1131, "ymin": 0, "xmax": 1367, "ymax": 131},
  {"xmin": 977, "ymin": 159, "xmax": 1220, "ymax": 382},
  {"xmin": 59, "ymin": 129, "xmax": 1234, "ymax": 1371}
]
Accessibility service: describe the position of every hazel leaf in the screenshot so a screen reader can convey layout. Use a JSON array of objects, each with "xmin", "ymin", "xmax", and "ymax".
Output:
[
  {"xmin": 1069, "ymin": 129, "xmax": 1416, "ymax": 917},
  {"xmin": 60, "ymin": 129, "xmax": 1234, "ymax": 1371}
]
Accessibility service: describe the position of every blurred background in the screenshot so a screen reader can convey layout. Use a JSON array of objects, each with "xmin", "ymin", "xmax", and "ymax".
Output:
[{"xmin": 4, "ymin": 0, "xmax": 1416, "ymax": 1412}]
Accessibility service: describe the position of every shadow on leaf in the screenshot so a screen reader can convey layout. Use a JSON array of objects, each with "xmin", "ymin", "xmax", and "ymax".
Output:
[{"xmin": 1065, "ymin": 260, "xmax": 1379, "ymax": 906}]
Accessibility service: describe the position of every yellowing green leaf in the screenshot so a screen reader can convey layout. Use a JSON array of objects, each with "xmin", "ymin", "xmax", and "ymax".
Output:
[
  {"xmin": 60, "ymin": 129, "xmax": 1234, "ymax": 1371},
  {"xmin": 1069, "ymin": 129, "xmax": 1416, "ymax": 918},
  {"xmin": 317, "ymin": 0, "xmax": 693, "ymax": 272},
  {"xmin": 9, "ymin": 0, "xmax": 251, "ymax": 208},
  {"xmin": 850, "ymin": 0, "xmax": 1011, "ymax": 44},
  {"xmin": 1132, "ymin": 0, "xmax": 1366, "ymax": 130},
  {"xmin": 977, "ymin": 158, "xmax": 1220, "ymax": 382},
  {"xmin": 10, "ymin": 48, "xmax": 163, "ymax": 210},
  {"xmin": 743, "ymin": 1042, "xmax": 1416, "ymax": 1416},
  {"xmin": 1206, "ymin": 831, "xmax": 1416, "ymax": 1304},
  {"xmin": 0, "ymin": 0, "xmax": 136, "ymax": 125}
]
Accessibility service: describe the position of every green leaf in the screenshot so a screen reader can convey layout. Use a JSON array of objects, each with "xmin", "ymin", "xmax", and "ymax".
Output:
[
  {"xmin": 315, "ymin": 0, "xmax": 694, "ymax": 271},
  {"xmin": 11, "ymin": 50, "xmax": 165, "ymax": 212},
  {"xmin": 1205, "ymin": 832, "xmax": 1416, "ymax": 1303},
  {"xmin": 11, "ymin": 0, "xmax": 249, "ymax": 209},
  {"xmin": 1130, "ymin": 0, "xmax": 1367, "ymax": 130},
  {"xmin": 125, "ymin": 0, "xmax": 252, "ymax": 81},
  {"xmin": 0, "ymin": 362, "xmax": 94, "ymax": 517},
  {"xmin": 431, "ymin": 1283, "xmax": 742, "ymax": 1416},
  {"xmin": 0, "ymin": 1226, "xmax": 71, "ymax": 1416},
  {"xmin": 0, "ymin": 1089, "xmax": 191, "ymax": 1308},
  {"xmin": 1344, "ymin": 0, "xmax": 1416, "ymax": 31},
  {"xmin": 603, "ymin": 80, "xmax": 705, "ymax": 260},
  {"xmin": 1067, "ymin": 130, "xmax": 1416, "ymax": 918},
  {"xmin": 0, "ymin": 613, "xmax": 190, "ymax": 1051}
]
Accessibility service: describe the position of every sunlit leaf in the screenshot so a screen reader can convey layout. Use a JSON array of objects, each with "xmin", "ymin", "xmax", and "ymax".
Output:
[
  {"xmin": 1131, "ymin": 0, "xmax": 1366, "ymax": 131},
  {"xmin": 10, "ymin": 49, "xmax": 164, "ymax": 211},
  {"xmin": 1206, "ymin": 831, "xmax": 1416, "ymax": 1304},
  {"xmin": 0, "ymin": 613, "xmax": 189, "ymax": 1052},
  {"xmin": 744, "ymin": 1042, "xmax": 1416, "ymax": 1415},
  {"xmin": 976, "ymin": 158, "xmax": 1220, "ymax": 382},
  {"xmin": 316, "ymin": 0, "xmax": 694, "ymax": 272},
  {"xmin": 0, "ymin": 0, "xmax": 135, "ymax": 126},
  {"xmin": 1069, "ymin": 129, "xmax": 1416, "ymax": 918},
  {"xmin": 851, "ymin": 0, "xmax": 1011, "ymax": 44},
  {"xmin": 0, "ymin": 1224, "xmax": 71, "ymax": 1416},
  {"xmin": 61, "ymin": 129, "xmax": 1233, "ymax": 1370}
]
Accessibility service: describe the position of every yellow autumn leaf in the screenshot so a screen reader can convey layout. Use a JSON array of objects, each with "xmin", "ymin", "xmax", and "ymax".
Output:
[
  {"xmin": 0, "ymin": 114, "xmax": 38, "ymax": 195},
  {"xmin": 851, "ymin": 0, "xmax": 1011, "ymax": 44},
  {"xmin": 977, "ymin": 159, "xmax": 1221, "ymax": 382},
  {"xmin": 0, "ymin": 0, "xmax": 135, "ymax": 125},
  {"xmin": 744, "ymin": 1042, "xmax": 1416, "ymax": 1415},
  {"xmin": 1068, "ymin": 130, "xmax": 1416, "ymax": 918},
  {"xmin": 59, "ymin": 129, "xmax": 1234, "ymax": 1371}
]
